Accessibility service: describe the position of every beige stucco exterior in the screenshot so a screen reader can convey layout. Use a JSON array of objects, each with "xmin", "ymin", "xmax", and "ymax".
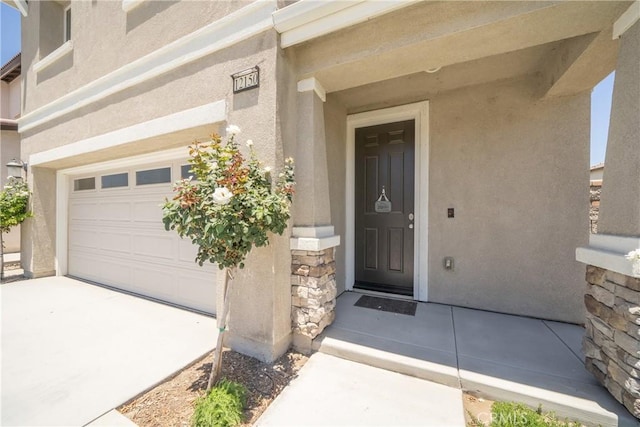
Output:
[
  {"xmin": 1, "ymin": 60, "xmax": 22, "ymax": 254},
  {"xmin": 0, "ymin": 130, "xmax": 22, "ymax": 253},
  {"xmin": 0, "ymin": 77, "xmax": 21, "ymax": 120},
  {"xmin": 323, "ymin": 74, "xmax": 590, "ymax": 323},
  {"xmin": 16, "ymin": 0, "xmax": 639, "ymax": 361},
  {"xmin": 426, "ymin": 78, "xmax": 589, "ymax": 321},
  {"xmin": 598, "ymin": 20, "xmax": 640, "ymax": 237},
  {"xmin": 20, "ymin": 1, "xmax": 293, "ymax": 360}
]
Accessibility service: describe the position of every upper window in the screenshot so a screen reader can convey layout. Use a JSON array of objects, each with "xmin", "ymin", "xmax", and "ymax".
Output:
[
  {"xmin": 74, "ymin": 177, "xmax": 96, "ymax": 191},
  {"xmin": 36, "ymin": 1, "xmax": 73, "ymax": 62},
  {"xmin": 136, "ymin": 167, "xmax": 171, "ymax": 186},
  {"xmin": 101, "ymin": 173, "xmax": 128, "ymax": 189},
  {"xmin": 180, "ymin": 165, "xmax": 193, "ymax": 179},
  {"xmin": 64, "ymin": 5, "xmax": 72, "ymax": 43}
]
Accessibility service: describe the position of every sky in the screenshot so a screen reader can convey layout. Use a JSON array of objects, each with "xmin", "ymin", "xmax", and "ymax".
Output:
[
  {"xmin": 1, "ymin": 3, "xmax": 20, "ymax": 64},
  {"xmin": 0, "ymin": 2, "xmax": 613, "ymax": 166}
]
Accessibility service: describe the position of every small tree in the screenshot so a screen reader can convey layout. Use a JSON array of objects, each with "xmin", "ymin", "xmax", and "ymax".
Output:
[
  {"xmin": 162, "ymin": 126, "xmax": 294, "ymax": 390},
  {"xmin": 0, "ymin": 178, "xmax": 31, "ymax": 281}
]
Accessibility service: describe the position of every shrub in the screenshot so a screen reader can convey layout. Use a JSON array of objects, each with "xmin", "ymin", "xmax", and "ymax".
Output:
[
  {"xmin": 192, "ymin": 379, "xmax": 247, "ymax": 427},
  {"xmin": 162, "ymin": 128, "xmax": 295, "ymax": 269},
  {"xmin": 490, "ymin": 402, "xmax": 580, "ymax": 427}
]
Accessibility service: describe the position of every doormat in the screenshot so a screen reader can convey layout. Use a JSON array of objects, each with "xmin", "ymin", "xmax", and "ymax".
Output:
[{"xmin": 354, "ymin": 295, "xmax": 417, "ymax": 316}]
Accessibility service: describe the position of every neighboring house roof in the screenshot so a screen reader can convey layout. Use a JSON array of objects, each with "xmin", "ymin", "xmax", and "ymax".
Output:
[
  {"xmin": 1, "ymin": 52, "xmax": 21, "ymax": 83},
  {"xmin": 590, "ymin": 162, "xmax": 605, "ymax": 170}
]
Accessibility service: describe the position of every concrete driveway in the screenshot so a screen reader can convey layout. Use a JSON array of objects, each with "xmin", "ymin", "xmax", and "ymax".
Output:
[{"xmin": 1, "ymin": 276, "xmax": 217, "ymax": 426}]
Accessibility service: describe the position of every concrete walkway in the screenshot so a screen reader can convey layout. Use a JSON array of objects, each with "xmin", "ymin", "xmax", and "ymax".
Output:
[
  {"xmin": 257, "ymin": 352, "xmax": 466, "ymax": 426},
  {"xmin": 1, "ymin": 276, "xmax": 217, "ymax": 426},
  {"xmin": 308, "ymin": 292, "xmax": 637, "ymax": 427}
]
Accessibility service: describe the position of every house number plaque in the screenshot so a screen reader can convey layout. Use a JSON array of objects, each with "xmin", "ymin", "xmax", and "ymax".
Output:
[
  {"xmin": 374, "ymin": 187, "xmax": 392, "ymax": 213},
  {"xmin": 232, "ymin": 66, "xmax": 260, "ymax": 93}
]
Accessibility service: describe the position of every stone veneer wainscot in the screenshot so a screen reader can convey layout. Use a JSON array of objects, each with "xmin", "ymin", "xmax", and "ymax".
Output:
[
  {"xmin": 583, "ymin": 265, "xmax": 640, "ymax": 418},
  {"xmin": 290, "ymin": 248, "xmax": 338, "ymax": 352}
]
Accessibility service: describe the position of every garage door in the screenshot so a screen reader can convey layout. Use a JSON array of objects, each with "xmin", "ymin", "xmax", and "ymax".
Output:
[{"xmin": 68, "ymin": 159, "xmax": 217, "ymax": 315}]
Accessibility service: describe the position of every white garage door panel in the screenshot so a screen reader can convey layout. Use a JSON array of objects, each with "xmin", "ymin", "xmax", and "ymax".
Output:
[
  {"xmin": 176, "ymin": 271, "xmax": 218, "ymax": 309},
  {"xmin": 133, "ymin": 200, "xmax": 165, "ymax": 224},
  {"xmin": 68, "ymin": 160, "xmax": 217, "ymax": 315},
  {"xmin": 69, "ymin": 227, "xmax": 99, "ymax": 250},
  {"xmin": 131, "ymin": 267, "xmax": 175, "ymax": 299},
  {"xmin": 178, "ymin": 238, "xmax": 202, "ymax": 263},
  {"xmin": 99, "ymin": 202, "xmax": 131, "ymax": 221},
  {"xmin": 69, "ymin": 252, "xmax": 133, "ymax": 286},
  {"xmin": 99, "ymin": 232, "xmax": 132, "ymax": 254},
  {"xmin": 132, "ymin": 234, "xmax": 174, "ymax": 260},
  {"xmin": 70, "ymin": 202, "xmax": 99, "ymax": 221}
]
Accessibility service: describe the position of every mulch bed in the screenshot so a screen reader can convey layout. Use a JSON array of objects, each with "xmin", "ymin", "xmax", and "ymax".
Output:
[{"xmin": 119, "ymin": 349, "xmax": 308, "ymax": 427}]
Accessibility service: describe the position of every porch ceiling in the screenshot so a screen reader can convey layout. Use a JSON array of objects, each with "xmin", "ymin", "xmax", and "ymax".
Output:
[
  {"xmin": 293, "ymin": 1, "xmax": 631, "ymax": 97},
  {"xmin": 331, "ymin": 38, "xmax": 574, "ymax": 113}
]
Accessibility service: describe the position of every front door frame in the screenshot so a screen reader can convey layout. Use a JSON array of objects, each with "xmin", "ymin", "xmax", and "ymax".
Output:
[{"xmin": 346, "ymin": 101, "xmax": 429, "ymax": 301}]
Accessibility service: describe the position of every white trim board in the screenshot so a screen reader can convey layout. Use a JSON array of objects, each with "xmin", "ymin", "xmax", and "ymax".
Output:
[
  {"xmin": 273, "ymin": 0, "xmax": 414, "ymax": 48},
  {"xmin": 30, "ymin": 100, "xmax": 226, "ymax": 167},
  {"xmin": 576, "ymin": 233, "xmax": 640, "ymax": 278},
  {"xmin": 345, "ymin": 101, "xmax": 430, "ymax": 301},
  {"xmin": 5, "ymin": 0, "xmax": 28, "ymax": 16},
  {"xmin": 19, "ymin": 0, "xmax": 275, "ymax": 133},
  {"xmin": 33, "ymin": 41, "xmax": 73, "ymax": 74},
  {"xmin": 613, "ymin": 1, "xmax": 640, "ymax": 39},
  {"xmin": 122, "ymin": 0, "xmax": 146, "ymax": 12},
  {"xmin": 297, "ymin": 78, "xmax": 326, "ymax": 102}
]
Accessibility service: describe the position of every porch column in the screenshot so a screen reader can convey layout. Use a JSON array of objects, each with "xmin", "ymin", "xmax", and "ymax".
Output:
[
  {"xmin": 21, "ymin": 167, "xmax": 57, "ymax": 278},
  {"xmin": 290, "ymin": 78, "xmax": 340, "ymax": 352},
  {"xmin": 576, "ymin": 11, "xmax": 640, "ymax": 419}
]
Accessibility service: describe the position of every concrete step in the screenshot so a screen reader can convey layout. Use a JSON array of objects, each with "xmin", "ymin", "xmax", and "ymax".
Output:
[
  {"xmin": 314, "ymin": 326, "xmax": 637, "ymax": 427},
  {"xmin": 313, "ymin": 326, "xmax": 459, "ymax": 388}
]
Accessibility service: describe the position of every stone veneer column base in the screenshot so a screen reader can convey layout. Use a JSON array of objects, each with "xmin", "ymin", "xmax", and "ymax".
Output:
[
  {"xmin": 583, "ymin": 265, "xmax": 640, "ymax": 418},
  {"xmin": 290, "ymin": 248, "xmax": 338, "ymax": 353}
]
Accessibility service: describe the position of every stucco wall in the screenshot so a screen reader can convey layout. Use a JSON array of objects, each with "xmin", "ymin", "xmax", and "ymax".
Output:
[
  {"xmin": 0, "ymin": 130, "xmax": 22, "ymax": 253},
  {"xmin": 1, "ymin": 130, "xmax": 21, "ymax": 187},
  {"xmin": 22, "ymin": 0, "xmax": 250, "ymax": 114},
  {"xmin": 38, "ymin": 0, "xmax": 66, "ymax": 60},
  {"xmin": 21, "ymin": 4, "xmax": 293, "ymax": 358},
  {"xmin": 20, "ymin": 29, "xmax": 278, "ymax": 163},
  {"xmin": 597, "ymin": 20, "xmax": 640, "ymax": 237},
  {"xmin": 1, "ymin": 78, "xmax": 21, "ymax": 120},
  {"xmin": 0, "ymin": 81, "xmax": 9, "ymax": 118},
  {"xmin": 327, "ymin": 76, "xmax": 590, "ymax": 323},
  {"xmin": 428, "ymin": 78, "xmax": 589, "ymax": 323},
  {"xmin": 8, "ymin": 78, "xmax": 20, "ymax": 119},
  {"xmin": 324, "ymin": 95, "xmax": 348, "ymax": 294}
]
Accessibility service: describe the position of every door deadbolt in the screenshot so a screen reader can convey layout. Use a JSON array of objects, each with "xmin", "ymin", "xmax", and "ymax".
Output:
[{"xmin": 409, "ymin": 213, "xmax": 414, "ymax": 221}]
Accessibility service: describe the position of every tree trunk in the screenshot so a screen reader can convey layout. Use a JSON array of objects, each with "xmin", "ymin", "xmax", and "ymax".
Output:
[
  {"xmin": 0, "ymin": 231, "xmax": 4, "ymax": 281},
  {"xmin": 206, "ymin": 266, "xmax": 235, "ymax": 391}
]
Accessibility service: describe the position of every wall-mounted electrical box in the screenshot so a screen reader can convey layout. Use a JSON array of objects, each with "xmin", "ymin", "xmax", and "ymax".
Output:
[{"xmin": 444, "ymin": 257, "xmax": 454, "ymax": 270}]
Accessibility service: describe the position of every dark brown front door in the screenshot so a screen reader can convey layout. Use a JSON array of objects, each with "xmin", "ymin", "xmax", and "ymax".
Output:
[{"xmin": 355, "ymin": 120, "xmax": 415, "ymax": 296}]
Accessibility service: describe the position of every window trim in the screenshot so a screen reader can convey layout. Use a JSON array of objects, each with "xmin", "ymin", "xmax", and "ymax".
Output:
[
  {"xmin": 100, "ymin": 172, "xmax": 130, "ymax": 190},
  {"xmin": 33, "ymin": 40, "xmax": 74, "ymax": 73},
  {"xmin": 122, "ymin": 0, "xmax": 146, "ymax": 12},
  {"xmin": 73, "ymin": 176, "xmax": 97, "ymax": 192},
  {"xmin": 135, "ymin": 166, "xmax": 172, "ymax": 186},
  {"xmin": 63, "ymin": 4, "xmax": 72, "ymax": 43}
]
